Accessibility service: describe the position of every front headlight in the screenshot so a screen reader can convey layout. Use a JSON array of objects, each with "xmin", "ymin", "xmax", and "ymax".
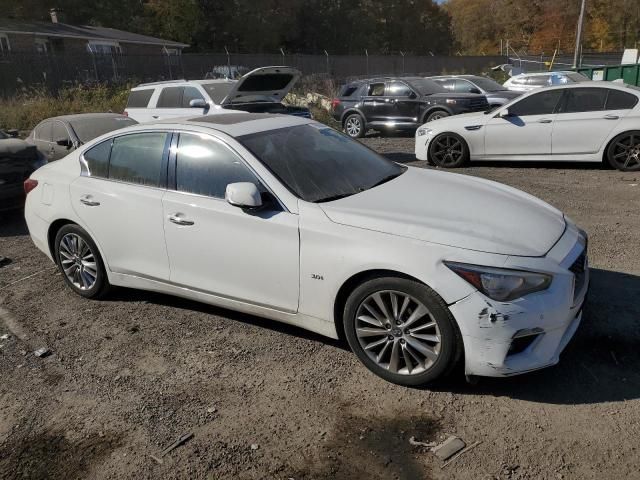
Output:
[
  {"xmin": 417, "ymin": 127, "xmax": 432, "ymax": 137},
  {"xmin": 445, "ymin": 262, "xmax": 552, "ymax": 302}
]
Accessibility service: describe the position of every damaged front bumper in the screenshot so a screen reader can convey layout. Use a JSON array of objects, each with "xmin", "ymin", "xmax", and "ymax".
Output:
[{"xmin": 448, "ymin": 223, "xmax": 589, "ymax": 377}]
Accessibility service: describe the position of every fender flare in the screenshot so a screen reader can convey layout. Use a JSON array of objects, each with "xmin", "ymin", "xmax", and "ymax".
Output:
[{"xmin": 422, "ymin": 106, "xmax": 454, "ymax": 123}]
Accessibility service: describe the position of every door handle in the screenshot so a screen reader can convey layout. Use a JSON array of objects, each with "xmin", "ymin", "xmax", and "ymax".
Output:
[
  {"xmin": 604, "ymin": 114, "xmax": 619, "ymax": 120},
  {"xmin": 152, "ymin": 115, "xmax": 159, "ymax": 119},
  {"xmin": 79, "ymin": 195, "xmax": 100, "ymax": 207},
  {"xmin": 168, "ymin": 214, "xmax": 194, "ymax": 226},
  {"xmin": 538, "ymin": 118, "xmax": 552, "ymax": 123}
]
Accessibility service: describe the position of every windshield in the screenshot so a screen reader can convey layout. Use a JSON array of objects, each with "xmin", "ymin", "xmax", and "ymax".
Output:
[
  {"xmin": 469, "ymin": 76, "xmax": 506, "ymax": 92},
  {"xmin": 202, "ymin": 82, "xmax": 235, "ymax": 103},
  {"xmin": 238, "ymin": 124, "xmax": 406, "ymax": 203},
  {"xmin": 69, "ymin": 117, "xmax": 137, "ymax": 143},
  {"xmin": 406, "ymin": 79, "xmax": 448, "ymax": 95}
]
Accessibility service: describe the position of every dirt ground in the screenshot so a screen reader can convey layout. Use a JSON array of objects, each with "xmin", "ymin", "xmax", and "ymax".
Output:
[{"xmin": 1, "ymin": 136, "xmax": 639, "ymax": 480}]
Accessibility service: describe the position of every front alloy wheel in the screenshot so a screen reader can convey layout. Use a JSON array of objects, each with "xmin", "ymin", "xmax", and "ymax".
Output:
[
  {"xmin": 429, "ymin": 133, "xmax": 469, "ymax": 168},
  {"xmin": 607, "ymin": 132, "xmax": 640, "ymax": 171},
  {"xmin": 355, "ymin": 291, "xmax": 441, "ymax": 375},
  {"xmin": 344, "ymin": 277, "xmax": 461, "ymax": 386}
]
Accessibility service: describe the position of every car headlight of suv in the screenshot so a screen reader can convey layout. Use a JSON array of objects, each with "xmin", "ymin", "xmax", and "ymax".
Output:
[
  {"xmin": 445, "ymin": 262, "xmax": 552, "ymax": 302},
  {"xmin": 417, "ymin": 127, "xmax": 433, "ymax": 137}
]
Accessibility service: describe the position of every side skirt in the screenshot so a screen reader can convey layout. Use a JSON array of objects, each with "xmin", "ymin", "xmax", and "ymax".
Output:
[{"xmin": 108, "ymin": 272, "xmax": 339, "ymax": 340}]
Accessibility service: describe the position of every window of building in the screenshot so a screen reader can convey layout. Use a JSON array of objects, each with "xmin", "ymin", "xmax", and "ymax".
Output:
[
  {"xmin": 34, "ymin": 38, "xmax": 50, "ymax": 54},
  {"xmin": 0, "ymin": 34, "xmax": 10, "ymax": 55},
  {"xmin": 87, "ymin": 41, "xmax": 122, "ymax": 55}
]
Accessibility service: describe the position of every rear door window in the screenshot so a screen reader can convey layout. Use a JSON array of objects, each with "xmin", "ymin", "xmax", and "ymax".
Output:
[
  {"xmin": 605, "ymin": 89, "xmax": 638, "ymax": 110},
  {"xmin": 157, "ymin": 87, "xmax": 184, "ymax": 108},
  {"xmin": 52, "ymin": 121, "xmax": 70, "ymax": 142},
  {"xmin": 127, "ymin": 89, "xmax": 153, "ymax": 108},
  {"xmin": 386, "ymin": 82, "xmax": 413, "ymax": 97},
  {"xmin": 109, "ymin": 132, "xmax": 169, "ymax": 187},
  {"xmin": 175, "ymin": 133, "xmax": 262, "ymax": 199},
  {"xmin": 562, "ymin": 88, "xmax": 608, "ymax": 113},
  {"xmin": 509, "ymin": 90, "xmax": 564, "ymax": 116},
  {"xmin": 368, "ymin": 83, "xmax": 385, "ymax": 96}
]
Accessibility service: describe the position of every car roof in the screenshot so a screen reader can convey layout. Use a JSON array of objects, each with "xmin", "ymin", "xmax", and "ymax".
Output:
[
  {"xmin": 114, "ymin": 113, "xmax": 313, "ymax": 138},
  {"xmin": 346, "ymin": 76, "xmax": 426, "ymax": 86},
  {"xmin": 131, "ymin": 79, "xmax": 235, "ymax": 90},
  {"xmin": 515, "ymin": 81, "xmax": 640, "ymax": 93},
  {"xmin": 513, "ymin": 71, "xmax": 576, "ymax": 77},
  {"xmin": 38, "ymin": 113, "xmax": 129, "ymax": 123}
]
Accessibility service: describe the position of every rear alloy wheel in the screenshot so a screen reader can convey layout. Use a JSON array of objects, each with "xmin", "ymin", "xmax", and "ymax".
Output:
[
  {"xmin": 426, "ymin": 110, "xmax": 450, "ymax": 123},
  {"xmin": 344, "ymin": 113, "xmax": 365, "ymax": 138},
  {"xmin": 344, "ymin": 277, "xmax": 460, "ymax": 386},
  {"xmin": 429, "ymin": 132, "xmax": 469, "ymax": 168},
  {"xmin": 54, "ymin": 224, "xmax": 110, "ymax": 299},
  {"xmin": 607, "ymin": 131, "xmax": 640, "ymax": 171}
]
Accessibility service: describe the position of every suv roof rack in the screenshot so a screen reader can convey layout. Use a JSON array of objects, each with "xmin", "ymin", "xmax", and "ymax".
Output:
[{"xmin": 136, "ymin": 79, "xmax": 187, "ymax": 87}]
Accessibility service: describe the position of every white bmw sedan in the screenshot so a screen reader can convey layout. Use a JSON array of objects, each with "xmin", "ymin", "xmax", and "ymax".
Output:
[
  {"xmin": 24, "ymin": 113, "xmax": 589, "ymax": 386},
  {"xmin": 416, "ymin": 82, "xmax": 640, "ymax": 171}
]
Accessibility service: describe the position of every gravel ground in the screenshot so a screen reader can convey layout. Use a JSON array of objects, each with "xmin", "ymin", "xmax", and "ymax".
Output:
[{"xmin": 1, "ymin": 136, "xmax": 639, "ymax": 480}]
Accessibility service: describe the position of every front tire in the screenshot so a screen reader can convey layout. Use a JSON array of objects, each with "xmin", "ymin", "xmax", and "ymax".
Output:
[
  {"xmin": 343, "ymin": 277, "xmax": 461, "ymax": 387},
  {"xmin": 343, "ymin": 113, "xmax": 365, "ymax": 138},
  {"xmin": 606, "ymin": 131, "xmax": 640, "ymax": 171},
  {"xmin": 54, "ymin": 224, "xmax": 110, "ymax": 299},
  {"xmin": 428, "ymin": 132, "xmax": 470, "ymax": 168}
]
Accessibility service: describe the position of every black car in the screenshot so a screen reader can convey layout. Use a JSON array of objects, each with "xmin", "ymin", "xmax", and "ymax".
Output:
[
  {"xmin": 331, "ymin": 77, "xmax": 489, "ymax": 138},
  {"xmin": 429, "ymin": 75, "xmax": 522, "ymax": 108},
  {"xmin": 0, "ymin": 130, "xmax": 47, "ymax": 211}
]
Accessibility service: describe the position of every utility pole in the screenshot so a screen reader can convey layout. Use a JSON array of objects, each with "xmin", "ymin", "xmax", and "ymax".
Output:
[{"xmin": 573, "ymin": 0, "xmax": 586, "ymax": 68}]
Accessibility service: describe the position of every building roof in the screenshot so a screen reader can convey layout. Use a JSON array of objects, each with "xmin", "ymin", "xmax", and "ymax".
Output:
[{"xmin": 0, "ymin": 19, "xmax": 189, "ymax": 48}]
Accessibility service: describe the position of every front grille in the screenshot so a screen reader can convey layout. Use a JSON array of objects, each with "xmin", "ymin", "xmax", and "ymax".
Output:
[{"xmin": 569, "ymin": 249, "xmax": 588, "ymax": 304}]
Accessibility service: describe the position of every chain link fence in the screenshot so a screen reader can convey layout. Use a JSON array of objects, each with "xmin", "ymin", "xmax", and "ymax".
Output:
[{"xmin": 0, "ymin": 51, "xmax": 507, "ymax": 97}]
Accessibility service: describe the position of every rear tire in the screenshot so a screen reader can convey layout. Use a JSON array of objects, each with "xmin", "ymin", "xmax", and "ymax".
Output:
[
  {"xmin": 606, "ymin": 131, "xmax": 640, "ymax": 171},
  {"xmin": 54, "ymin": 224, "xmax": 110, "ymax": 299},
  {"xmin": 425, "ymin": 110, "xmax": 450, "ymax": 123},
  {"xmin": 343, "ymin": 113, "xmax": 365, "ymax": 138},
  {"xmin": 343, "ymin": 276, "xmax": 461, "ymax": 387},
  {"xmin": 428, "ymin": 132, "xmax": 470, "ymax": 168}
]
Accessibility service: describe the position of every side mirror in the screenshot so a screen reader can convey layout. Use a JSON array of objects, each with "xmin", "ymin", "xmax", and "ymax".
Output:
[
  {"xmin": 225, "ymin": 182, "xmax": 262, "ymax": 209},
  {"xmin": 498, "ymin": 108, "xmax": 511, "ymax": 118},
  {"xmin": 56, "ymin": 138, "xmax": 73, "ymax": 148},
  {"xmin": 469, "ymin": 87, "xmax": 482, "ymax": 94},
  {"xmin": 189, "ymin": 98, "xmax": 208, "ymax": 108}
]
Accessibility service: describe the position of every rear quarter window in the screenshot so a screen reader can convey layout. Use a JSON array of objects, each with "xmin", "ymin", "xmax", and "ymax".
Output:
[
  {"xmin": 606, "ymin": 89, "xmax": 638, "ymax": 110},
  {"xmin": 340, "ymin": 85, "xmax": 359, "ymax": 97},
  {"xmin": 127, "ymin": 89, "xmax": 153, "ymax": 108},
  {"xmin": 83, "ymin": 140, "xmax": 112, "ymax": 178}
]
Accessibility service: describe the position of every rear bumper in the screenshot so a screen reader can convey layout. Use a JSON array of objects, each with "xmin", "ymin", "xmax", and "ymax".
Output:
[{"xmin": 24, "ymin": 200, "xmax": 54, "ymax": 262}]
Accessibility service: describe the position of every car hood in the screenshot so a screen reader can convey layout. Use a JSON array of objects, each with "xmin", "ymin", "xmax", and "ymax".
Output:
[
  {"xmin": 319, "ymin": 167, "xmax": 566, "ymax": 257},
  {"xmin": 222, "ymin": 66, "xmax": 301, "ymax": 105}
]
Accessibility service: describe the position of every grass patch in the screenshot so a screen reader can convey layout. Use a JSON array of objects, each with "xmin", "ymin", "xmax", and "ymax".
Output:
[{"xmin": 0, "ymin": 84, "xmax": 130, "ymax": 133}]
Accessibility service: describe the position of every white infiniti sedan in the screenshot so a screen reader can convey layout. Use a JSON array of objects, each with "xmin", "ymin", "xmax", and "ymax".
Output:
[
  {"xmin": 24, "ymin": 113, "xmax": 589, "ymax": 386},
  {"xmin": 415, "ymin": 82, "xmax": 640, "ymax": 171}
]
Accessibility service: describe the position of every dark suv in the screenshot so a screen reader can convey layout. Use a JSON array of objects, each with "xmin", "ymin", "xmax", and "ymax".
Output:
[{"xmin": 331, "ymin": 77, "xmax": 489, "ymax": 138}]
